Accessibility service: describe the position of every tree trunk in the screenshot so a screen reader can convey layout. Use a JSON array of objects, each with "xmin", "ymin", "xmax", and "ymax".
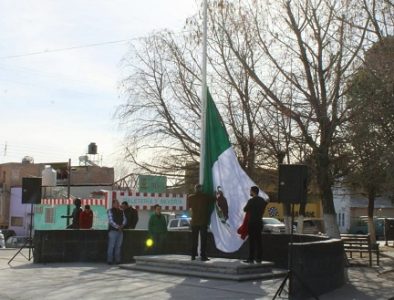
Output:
[
  {"xmin": 368, "ymin": 191, "xmax": 376, "ymax": 244},
  {"xmin": 283, "ymin": 202, "xmax": 292, "ymax": 234},
  {"xmin": 298, "ymin": 201, "xmax": 306, "ymax": 233},
  {"xmin": 317, "ymin": 148, "xmax": 341, "ymax": 238}
]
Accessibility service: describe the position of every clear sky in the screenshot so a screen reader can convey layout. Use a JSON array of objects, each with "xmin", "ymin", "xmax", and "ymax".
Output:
[{"xmin": 0, "ymin": 0, "xmax": 198, "ymax": 176}]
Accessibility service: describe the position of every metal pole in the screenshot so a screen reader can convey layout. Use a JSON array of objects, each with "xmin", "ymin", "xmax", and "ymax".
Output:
[
  {"xmin": 66, "ymin": 158, "xmax": 71, "ymax": 227},
  {"xmin": 28, "ymin": 203, "xmax": 34, "ymax": 260},
  {"xmin": 199, "ymin": 0, "xmax": 208, "ymax": 185}
]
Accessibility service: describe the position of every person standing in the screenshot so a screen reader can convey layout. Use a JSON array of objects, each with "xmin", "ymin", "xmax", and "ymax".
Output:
[
  {"xmin": 148, "ymin": 204, "xmax": 167, "ymax": 253},
  {"xmin": 62, "ymin": 198, "xmax": 82, "ymax": 229},
  {"xmin": 107, "ymin": 199, "xmax": 126, "ymax": 265},
  {"xmin": 188, "ymin": 184, "xmax": 215, "ymax": 261},
  {"xmin": 121, "ymin": 201, "xmax": 139, "ymax": 229},
  {"xmin": 79, "ymin": 205, "xmax": 93, "ymax": 229},
  {"xmin": 243, "ymin": 186, "xmax": 268, "ymax": 263}
]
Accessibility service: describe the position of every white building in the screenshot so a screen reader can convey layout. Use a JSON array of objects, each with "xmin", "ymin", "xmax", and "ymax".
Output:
[{"xmin": 333, "ymin": 181, "xmax": 394, "ymax": 233}]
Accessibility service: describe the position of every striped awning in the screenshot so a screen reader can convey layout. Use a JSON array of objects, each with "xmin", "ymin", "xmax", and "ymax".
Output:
[{"xmin": 41, "ymin": 198, "xmax": 107, "ymax": 206}]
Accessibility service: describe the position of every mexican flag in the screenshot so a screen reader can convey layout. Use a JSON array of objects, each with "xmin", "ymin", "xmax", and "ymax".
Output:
[{"xmin": 202, "ymin": 90, "xmax": 269, "ymax": 253}]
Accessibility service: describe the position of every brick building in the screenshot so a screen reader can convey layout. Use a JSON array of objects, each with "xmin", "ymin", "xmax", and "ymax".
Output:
[{"xmin": 0, "ymin": 160, "xmax": 114, "ymax": 228}]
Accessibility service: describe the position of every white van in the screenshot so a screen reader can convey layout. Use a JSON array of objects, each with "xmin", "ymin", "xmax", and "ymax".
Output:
[
  {"xmin": 0, "ymin": 232, "xmax": 5, "ymax": 248},
  {"xmin": 167, "ymin": 217, "xmax": 191, "ymax": 231}
]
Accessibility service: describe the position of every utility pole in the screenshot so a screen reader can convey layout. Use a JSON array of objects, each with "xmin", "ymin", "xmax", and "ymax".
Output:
[{"xmin": 66, "ymin": 158, "xmax": 71, "ymax": 227}]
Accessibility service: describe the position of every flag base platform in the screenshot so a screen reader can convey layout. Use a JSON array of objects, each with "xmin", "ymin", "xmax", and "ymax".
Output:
[{"xmin": 119, "ymin": 255, "xmax": 287, "ymax": 281}]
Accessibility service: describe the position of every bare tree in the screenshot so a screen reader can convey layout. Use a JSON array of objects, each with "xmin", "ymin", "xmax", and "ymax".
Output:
[
  {"xmin": 362, "ymin": 0, "xmax": 394, "ymax": 41},
  {"xmin": 118, "ymin": 9, "xmax": 295, "ymax": 184},
  {"xmin": 202, "ymin": 2, "xmax": 313, "ymax": 233},
  {"xmin": 215, "ymin": 0, "xmax": 371, "ymax": 237},
  {"xmin": 118, "ymin": 32, "xmax": 202, "ymax": 179},
  {"xmin": 117, "ymin": 1, "xmax": 393, "ymax": 240}
]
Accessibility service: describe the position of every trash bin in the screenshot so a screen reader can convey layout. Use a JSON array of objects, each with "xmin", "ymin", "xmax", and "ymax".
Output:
[{"xmin": 384, "ymin": 218, "xmax": 394, "ymax": 246}]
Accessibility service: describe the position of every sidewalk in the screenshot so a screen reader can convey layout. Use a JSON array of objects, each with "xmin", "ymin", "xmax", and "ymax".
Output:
[
  {"xmin": 0, "ymin": 244, "xmax": 393, "ymax": 300},
  {"xmin": 320, "ymin": 242, "xmax": 394, "ymax": 300}
]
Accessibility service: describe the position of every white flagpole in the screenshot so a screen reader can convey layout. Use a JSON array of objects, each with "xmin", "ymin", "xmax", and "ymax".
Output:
[{"xmin": 199, "ymin": 0, "xmax": 208, "ymax": 185}]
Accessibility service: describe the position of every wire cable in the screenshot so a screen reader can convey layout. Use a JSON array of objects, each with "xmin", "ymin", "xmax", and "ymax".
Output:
[{"xmin": 0, "ymin": 38, "xmax": 135, "ymax": 60}]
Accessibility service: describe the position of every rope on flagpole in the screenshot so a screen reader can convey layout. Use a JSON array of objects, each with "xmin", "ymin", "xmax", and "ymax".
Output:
[{"xmin": 199, "ymin": 0, "xmax": 208, "ymax": 185}]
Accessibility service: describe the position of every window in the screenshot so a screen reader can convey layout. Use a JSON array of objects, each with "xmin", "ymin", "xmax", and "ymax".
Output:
[
  {"xmin": 180, "ymin": 219, "xmax": 190, "ymax": 227},
  {"xmin": 45, "ymin": 207, "xmax": 55, "ymax": 223},
  {"xmin": 169, "ymin": 220, "xmax": 178, "ymax": 228},
  {"xmin": 11, "ymin": 216, "xmax": 24, "ymax": 227},
  {"xmin": 34, "ymin": 206, "xmax": 43, "ymax": 214},
  {"xmin": 337, "ymin": 213, "xmax": 345, "ymax": 227}
]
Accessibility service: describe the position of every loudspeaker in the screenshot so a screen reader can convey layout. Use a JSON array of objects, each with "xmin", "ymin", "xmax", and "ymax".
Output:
[
  {"xmin": 278, "ymin": 164, "xmax": 307, "ymax": 204},
  {"xmin": 22, "ymin": 177, "xmax": 42, "ymax": 204}
]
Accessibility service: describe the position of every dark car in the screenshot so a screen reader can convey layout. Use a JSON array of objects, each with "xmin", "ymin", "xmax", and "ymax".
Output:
[
  {"xmin": 349, "ymin": 217, "xmax": 385, "ymax": 239},
  {"xmin": 0, "ymin": 229, "xmax": 17, "ymax": 241}
]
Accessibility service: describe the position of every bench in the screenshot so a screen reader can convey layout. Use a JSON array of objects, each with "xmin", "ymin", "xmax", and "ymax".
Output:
[{"xmin": 340, "ymin": 234, "xmax": 379, "ymax": 267}]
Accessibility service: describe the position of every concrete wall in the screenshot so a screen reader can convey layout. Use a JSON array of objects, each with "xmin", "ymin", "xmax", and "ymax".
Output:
[
  {"xmin": 291, "ymin": 239, "xmax": 345, "ymax": 299},
  {"xmin": 9, "ymin": 188, "xmax": 30, "ymax": 236},
  {"xmin": 34, "ymin": 230, "xmax": 328, "ymax": 268},
  {"xmin": 0, "ymin": 163, "xmax": 43, "ymax": 227}
]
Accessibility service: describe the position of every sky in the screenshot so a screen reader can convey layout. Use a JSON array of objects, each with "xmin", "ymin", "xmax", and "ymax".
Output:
[{"xmin": 0, "ymin": 0, "xmax": 199, "ymax": 176}]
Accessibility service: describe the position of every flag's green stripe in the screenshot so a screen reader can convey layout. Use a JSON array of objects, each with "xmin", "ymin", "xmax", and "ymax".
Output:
[{"xmin": 202, "ymin": 89, "xmax": 231, "ymax": 195}]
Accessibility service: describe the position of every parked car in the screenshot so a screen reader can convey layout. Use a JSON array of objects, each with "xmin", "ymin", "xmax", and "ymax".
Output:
[
  {"xmin": 167, "ymin": 217, "xmax": 191, "ymax": 231},
  {"xmin": 349, "ymin": 217, "xmax": 385, "ymax": 239},
  {"xmin": 5, "ymin": 236, "xmax": 30, "ymax": 248},
  {"xmin": 262, "ymin": 218, "xmax": 286, "ymax": 234},
  {"xmin": 0, "ymin": 229, "xmax": 16, "ymax": 241},
  {"xmin": 294, "ymin": 218, "xmax": 325, "ymax": 235},
  {"xmin": 0, "ymin": 232, "xmax": 5, "ymax": 248}
]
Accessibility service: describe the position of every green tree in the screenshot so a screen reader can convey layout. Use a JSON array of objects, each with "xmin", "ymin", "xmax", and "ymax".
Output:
[{"xmin": 346, "ymin": 37, "xmax": 394, "ymax": 242}]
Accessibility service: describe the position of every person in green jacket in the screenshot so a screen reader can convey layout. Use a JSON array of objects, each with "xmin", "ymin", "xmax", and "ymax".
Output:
[{"xmin": 148, "ymin": 204, "xmax": 167, "ymax": 253}]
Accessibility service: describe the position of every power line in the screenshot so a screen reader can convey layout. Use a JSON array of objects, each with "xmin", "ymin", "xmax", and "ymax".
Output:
[
  {"xmin": 0, "ymin": 38, "xmax": 134, "ymax": 60},
  {"xmin": 0, "ymin": 29, "xmax": 191, "ymax": 60}
]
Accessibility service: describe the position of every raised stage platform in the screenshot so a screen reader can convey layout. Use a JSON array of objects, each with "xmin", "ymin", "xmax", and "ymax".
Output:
[{"xmin": 119, "ymin": 255, "xmax": 287, "ymax": 281}]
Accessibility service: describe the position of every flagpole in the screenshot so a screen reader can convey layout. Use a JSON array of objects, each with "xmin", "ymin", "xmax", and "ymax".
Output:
[{"xmin": 199, "ymin": 0, "xmax": 208, "ymax": 185}]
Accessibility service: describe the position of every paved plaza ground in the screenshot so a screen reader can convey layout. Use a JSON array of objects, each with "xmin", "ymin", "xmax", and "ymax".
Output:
[{"xmin": 0, "ymin": 242, "xmax": 393, "ymax": 300}]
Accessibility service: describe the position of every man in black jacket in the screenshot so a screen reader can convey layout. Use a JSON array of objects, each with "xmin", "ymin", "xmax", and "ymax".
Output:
[
  {"xmin": 61, "ymin": 198, "xmax": 82, "ymax": 229},
  {"xmin": 243, "ymin": 186, "xmax": 268, "ymax": 263},
  {"xmin": 121, "ymin": 201, "xmax": 139, "ymax": 229},
  {"xmin": 107, "ymin": 200, "xmax": 126, "ymax": 264}
]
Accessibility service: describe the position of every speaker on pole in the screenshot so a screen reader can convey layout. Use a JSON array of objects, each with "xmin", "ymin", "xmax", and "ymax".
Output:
[
  {"xmin": 278, "ymin": 164, "xmax": 307, "ymax": 204},
  {"xmin": 22, "ymin": 177, "xmax": 42, "ymax": 204}
]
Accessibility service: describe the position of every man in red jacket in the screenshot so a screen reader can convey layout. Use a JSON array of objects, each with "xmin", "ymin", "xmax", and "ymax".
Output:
[{"xmin": 79, "ymin": 205, "xmax": 93, "ymax": 229}]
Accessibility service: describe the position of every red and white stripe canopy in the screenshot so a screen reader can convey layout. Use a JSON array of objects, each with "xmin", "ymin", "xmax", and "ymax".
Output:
[
  {"xmin": 40, "ymin": 190, "xmax": 188, "ymax": 211},
  {"xmin": 41, "ymin": 198, "xmax": 107, "ymax": 206}
]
